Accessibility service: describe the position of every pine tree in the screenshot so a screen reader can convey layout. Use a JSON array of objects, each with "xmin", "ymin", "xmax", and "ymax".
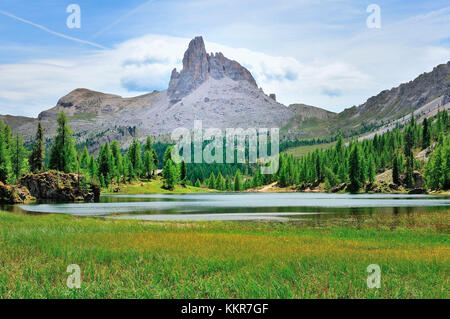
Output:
[
  {"xmin": 195, "ymin": 179, "xmax": 202, "ymax": 188},
  {"xmin": 422, "ymin": 117, "xmax": 431, "ymax": 149},
  {"xmin": 442, "ymin": 137, "xmax": 450, "ymax": 189},
  {"xmin": 89, "ymin": 155, "xmax": 97, "ymax": 179},
  {"xmin": 215, "ymin": 172, "xmax": 225, "ymax": 190},
  {"xmin": 79, "ymin": 146, "xmax": 90, "ymax": 170},
  {"xmin": 208, "ymin": 172, "xmax": 216, "ymax": 189},
  {"xmin": 368, "ymin": 155, "xmax": 376, "ymax": 184},
  {"xmin": 225, "ymin": 175, "xmax": 232, "ymax": 190},
  {"xmin": 404, "ymin": 126, "xmax": 414, "ymax": 159},
  {"xmin": 151, "ymin": 149, "xmax": 159, "ymax": 174},
  {"xmin": 163, "ymin": 159, "xmax": 177, "ymax": 190},
  {"xmin": 99, "ymin": 174, "xmax": 105, "ymax": 188},
  {"xmin": 234, "ymin": 170, "xmax": 243, "ymax": 191},
  {"xmin": 392, "ymin": 154, "xmax": 400, "ymax": 185},
  {"xmin": 29, "ymin": 122, "xmax": 45, "ymax": 173},
  {"xmin": 110, "ymin": 140, "xmax": 122, "ymax": 182},
  {"xmin": 49, "ymin": 111, "xmax": 78, "ymax": 173},
  {"xmin": 144, "ymin": 136, "xmax": 153, "ymax": 153},
  {"xmin": 324, "ymin": 166, "xmax": 338, "ymax": 188},
  {"xmin": 127, "ymin": 138, "xmax": 143, "ymax": 177},
  {"xmin": 180, "ymin": 160, "xmax": 187, "ymax": 183},
  {"xmin": 143, "ymin": 150, "xmax": 155, "ymax": 179},
  {"xmin": 97, "ymin": 142, "xmax": 114, "ymax": 186},
  {"xmin": 253, "ymin": 169, "xmax": 262, "ymax": 187},
  {"xmin": 426, "ymin": 146, "xmax": 443, "ymax": 190},
  {"xmin": 3, "ymin": 124, "xmax": 13, "ymax": 154},
  {"xmin": 163, "ymin": 146, "xmax": 173, "ymax": 165},
  {"xmin": 10, "ymin": 133, "xmax": 27, "ymax": 182},
  {"xmin": 0, "ymin": 122, "xmax": 12, "ymax": 183},
  {"xmin": 124, "ymin": 155, "xmax": 134, "ymax": 182},
  {"xmin": 405, "ymin": 155, "xmax": 414, "ymax": 188},
  {"xmin": 348, "ymin": 144, "xmax": 362, "ymax": 192}
]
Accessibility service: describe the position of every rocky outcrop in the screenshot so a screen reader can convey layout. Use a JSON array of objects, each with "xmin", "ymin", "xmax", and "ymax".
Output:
[
  {"xmin": 168, "ymin": 36, "xmax": 257, "ymax": 103},
  {"xmin": 442, "ymin": 86, "xmax": 450, "ymax": 106},
  {"xmin": 0, "ymin": 182, "xmax": 32, "ymax": 204},
  {"xmin": 340, "ymin": 61, "xmax": 450, "ymax": 127},
  {"xmin": 19, "ymin": 171, "xmax": 100, "ymax": 202}
]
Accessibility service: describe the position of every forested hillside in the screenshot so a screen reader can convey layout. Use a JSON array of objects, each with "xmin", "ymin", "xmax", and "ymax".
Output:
[{"xmin": 1, "ymin": 109, "xmax": 449, "ymax": 193}]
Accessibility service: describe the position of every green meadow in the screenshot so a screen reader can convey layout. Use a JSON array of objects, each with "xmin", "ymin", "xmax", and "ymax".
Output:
[
  {"xmin": 0, "ymin": 210, "xmax": 448, "ymax": 299},
  {"xmin": 101, "ymin": 177, "xmax": 213, "ymax": 194}
]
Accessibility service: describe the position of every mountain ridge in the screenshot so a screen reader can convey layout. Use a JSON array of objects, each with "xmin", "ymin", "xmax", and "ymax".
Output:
[{"xmin": 1, "ymin": 36, "xmax": 449, "ymax": 152}]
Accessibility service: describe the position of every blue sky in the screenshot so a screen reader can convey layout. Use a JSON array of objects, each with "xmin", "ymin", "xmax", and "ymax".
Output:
[{"xmin": 0, "ymin": 0, "xmax": 449, "ymax": 116}]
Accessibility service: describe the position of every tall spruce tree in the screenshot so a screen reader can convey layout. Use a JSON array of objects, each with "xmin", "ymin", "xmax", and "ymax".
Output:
[
  {"xmin": 225, "ymin": 175, "xmax": 232, "ymax": 190},
  {"xmin": 144, "ymin": 136, "xmax": 153, "ymax": 153},
  {"xmin": 143, "ymin": 150, "xmax": 154, "ymax": 179},
  {"xmin": 29, "ymin": 122, "xmax": 45, "ymax": 173},
  {"xmin": 128, "ymin": 138, "xmax": 143, "ymax": 177},
  {"xmin": 97, "ymin": 142, "xmax": 114, "ymax": 186},
  {"xmin": 234, "ymin": 170, "xmax": 243, "ymax": 191},
  {"xmin": 425, "ymin": 145, "xmax": 443, "ymax": 190},
  {"xmin": 110, "ymin": 140, "xmax": 123, "ymax": 181},
  {"xmin": 0, "ymin": 122, "xmax": 12, "ymax": 183},
  {"xmin": 392, "ymin": 153, "xmax": 400, "ymax": 185},
  {"xmin": 422, "ymin": 117, "xmax": 431, "ymax": 149},
  {"xmin": 49, "ymin": 111, "xmax": 78, "ymax": 173},
  {"xmin": 11, "ymin": 133, "xmax": 27, "ymax": 182},
  {"xmin": 348, "ymin": 144, "xmax": 362, "ymax": 192},
  {"xmin": 208, "ymin": 172, "xmax": 216, "ymax": 189},
  {"xmin": 180, "ymin": 160, "xmax": 187, "ymax": 183},
  {"xmin": 79, "ymin": 146, "xmax": 90, "ymax": 170},
  {"xmin": 162, "ymin": 159, "xmax": 177, "ymax": 190},
  {"xmin": 88, "ymin": 156, "xmax": 96, "ymax": 178}
]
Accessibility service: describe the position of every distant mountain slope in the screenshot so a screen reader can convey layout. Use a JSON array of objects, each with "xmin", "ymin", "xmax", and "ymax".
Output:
[
  {"xmin": 0, "ymin": 114, "xmax": 35, "ymax": 130},
  {"xmin": 283, "ymin": 61, "xmax": 450, "ymax": 139},
  {"xmin": 329, "ymin": 61, "xmax": 450, "ymax": 135}
]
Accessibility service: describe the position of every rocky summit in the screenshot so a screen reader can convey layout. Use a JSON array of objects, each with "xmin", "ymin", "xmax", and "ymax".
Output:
[{"xmin": 168, "ymin": 36, "xmax": 257, "ymax": 103}]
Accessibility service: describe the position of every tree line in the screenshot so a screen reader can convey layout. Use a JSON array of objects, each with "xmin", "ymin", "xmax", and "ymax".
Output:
[
  {"xmin": 200, "ymin": 110, "xmax": 449, "ymax": 192},
  {"xmin": 0, "ymin": 112, "xmax": 162, "ymax": 188},
  {"xmin": 271, "ymin": 110, "xmax": 449, "ymax": 192},
  {"xmin": 1, "ymin": 109, "xmax": 448, "ymax": 193}
]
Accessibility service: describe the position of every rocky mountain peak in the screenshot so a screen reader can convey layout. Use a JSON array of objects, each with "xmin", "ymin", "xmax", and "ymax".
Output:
[{"xmin": 168, "ymin": 36, "xmax": 257, "ymax": 103}]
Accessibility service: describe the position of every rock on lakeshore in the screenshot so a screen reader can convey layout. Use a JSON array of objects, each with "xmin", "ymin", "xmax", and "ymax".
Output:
[{"xmin": 19, "ymin": 171, "xmax": 100, "ymax": 202}]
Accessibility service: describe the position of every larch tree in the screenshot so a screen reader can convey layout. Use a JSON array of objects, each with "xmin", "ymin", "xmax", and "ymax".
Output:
[
  {"xmin": 10, "ymin": 133, "xmax": 27, "ymax": 182},
  {"xmin": 29, "ymin": 122, "xmax": 45, "ymax": 173},
  {"xmin": 0, "ymin": 122, "xmax": 12, "ymax": 183},
  {"xmin": 348, "ymin": 144, "xmax": 362, "ymax": 192},
  {"xmin": 49, "ymin": 112, "xmax": 78, "ymax": 173},
  {"xmin": 234, "ymin": 170, "xmax": 243, "ymax": 191},
  {"xmin": 422, "ymin": 117, "xmax": 431, "ymax": 149}
]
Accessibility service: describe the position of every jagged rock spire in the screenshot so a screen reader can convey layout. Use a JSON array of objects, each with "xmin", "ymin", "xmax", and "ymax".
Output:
[{"xmin": 168, "ymin": 36, "xmax": 257, "ymax": 103}]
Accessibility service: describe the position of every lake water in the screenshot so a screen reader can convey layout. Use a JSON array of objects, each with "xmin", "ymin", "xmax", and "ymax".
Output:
[{"xmin": 2, "ymin": 193, "xmax": 449, "ymax": 222}]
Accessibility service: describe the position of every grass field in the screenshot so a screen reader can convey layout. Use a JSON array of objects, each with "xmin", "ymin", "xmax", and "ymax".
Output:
[
  {"xmin": 0, "ymin": 210, "xmax": 448, "ymax": 299},
  {"xmin": 102, "ymin": 177, "xmax": 212, "ymax": 194}
]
